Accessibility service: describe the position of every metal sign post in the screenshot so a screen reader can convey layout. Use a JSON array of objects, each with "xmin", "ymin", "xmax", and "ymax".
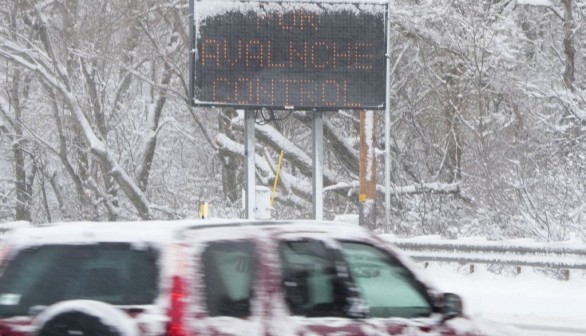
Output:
[
  {"xmin": 312, "ymin": 111, "xmax": 324, "ymax": 220},
  {"xmin": 244, "ymin": 110, "xmax": 256, "ymax": 219},
  {"xmin": 385, "ymin": 0, "xmax": 392, "ymax": 230}
]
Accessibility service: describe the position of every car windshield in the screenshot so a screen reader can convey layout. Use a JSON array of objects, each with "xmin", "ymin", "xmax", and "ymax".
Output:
[{"xmin": 0, "ymin": 243, "xmax": 159, "ymax": 317}]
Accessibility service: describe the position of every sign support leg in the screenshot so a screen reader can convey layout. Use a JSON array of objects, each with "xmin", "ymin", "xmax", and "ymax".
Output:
[
  {"xmin": 245, "ymin": 110, "xmax": 256, "ymax": 220},
  {"xmin": 312, "ymin": 111, "xmax": 324, "ymax": 220},
  {"xmin": 385, "ymin": 1, "xmax": 393, "ymax": 231}
]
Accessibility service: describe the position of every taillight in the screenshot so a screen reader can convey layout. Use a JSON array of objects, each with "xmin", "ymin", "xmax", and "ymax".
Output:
[
  {"xmin": 0, "ymin": 244, "xmax": 12, "ymax": 266},
  {"xmin": 166, "ymin": 275, "xmax": 187, "ymax": 336}
]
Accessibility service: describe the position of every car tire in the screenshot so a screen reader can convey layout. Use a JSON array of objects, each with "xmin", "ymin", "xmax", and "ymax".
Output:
[{"xmin": 32, "ymin": 300, "xmax": 138, "ymax": 336}]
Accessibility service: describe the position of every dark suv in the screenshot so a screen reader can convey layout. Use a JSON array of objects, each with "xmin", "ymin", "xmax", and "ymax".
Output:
[{"xmin": 0, "ymin": 220, "xmax": 517, "ymax": 336}]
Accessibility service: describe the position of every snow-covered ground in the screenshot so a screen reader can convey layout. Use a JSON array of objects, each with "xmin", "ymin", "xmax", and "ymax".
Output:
[{"xmin": 419, "ymin": 264, "xmax": 586, "ymax": 335}]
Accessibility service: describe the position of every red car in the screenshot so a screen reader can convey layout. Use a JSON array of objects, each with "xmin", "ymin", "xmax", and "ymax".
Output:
[{"xmin": 0, "ymin": 220, "xmax": 517, "ymax": 336}]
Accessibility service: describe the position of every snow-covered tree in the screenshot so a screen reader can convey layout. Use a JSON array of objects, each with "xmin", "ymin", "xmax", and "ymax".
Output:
[{"xmin": 0, "ymin": 0, "xmax": 584, "ymax": 241}]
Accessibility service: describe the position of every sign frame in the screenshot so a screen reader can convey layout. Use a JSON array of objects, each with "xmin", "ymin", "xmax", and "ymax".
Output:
[{"xmin": 189, "ymin": 0, "xmax": 389, "ymax": 111}]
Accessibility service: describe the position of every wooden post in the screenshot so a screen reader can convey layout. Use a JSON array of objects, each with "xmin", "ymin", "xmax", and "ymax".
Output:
[{"xmin": 359, "ymin": 110, "xmax": 377, "ymax": 230}]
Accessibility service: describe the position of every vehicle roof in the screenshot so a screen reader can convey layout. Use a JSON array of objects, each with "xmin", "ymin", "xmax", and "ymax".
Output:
[{"xmin": 2, "ymin": 219, "xmax": 370, "ymax": 248}]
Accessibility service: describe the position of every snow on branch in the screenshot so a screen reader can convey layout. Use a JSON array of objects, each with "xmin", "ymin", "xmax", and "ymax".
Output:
[
  {"xmin": 521, "ymin": 83, "xmax": 586, "ymax": 123},
  {"xmin": 0, "ymin": 35, "xmax": 153, "ymax": 219},
  {"xmin": 214, "ymin": 133, "xmax": 272, "ymax": 175},
  {"xmin": 516, "ymin": 0, "xmax": 564, "ymax": 19},
  {"xmin": 214, "ymin": 133, "xmax": 314, "ymax": 206},
  {"xmin": 293, "ymin": 112, "xmax": 360, "ymax": 174},
  {"xmin": 324, "ymin": 181, "xmax": 359, "ymax": 195},
  {"xmin": 230, "ymin": 118, "xmax": 341, "ymax": 186},
  {"xmin": 324, "ymin": 181, "xmax": 461, "ymax": 197},
  {"xmin": 517, "ymin": 0, "xmax": 554, "ymax": 6},
  {"xmin": 386, "ymin": 182, "xmax": 461, "ymax": 195}
]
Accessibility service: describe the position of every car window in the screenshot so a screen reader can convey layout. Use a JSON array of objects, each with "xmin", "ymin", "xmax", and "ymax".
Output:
[
  {"xmin": 338, "ymin": 242, "xmax": 433, "ymax": 319},
  {"xmin": 278, "ymin": 239, "xmax": 358, "ymax": 318},
  {"xmin": 202, "ymin": 241, "xmax": 256, "ymax": 318},
  {"xmin": 0, "ymin": 243, "xmax": 159, "ymax": 317}
]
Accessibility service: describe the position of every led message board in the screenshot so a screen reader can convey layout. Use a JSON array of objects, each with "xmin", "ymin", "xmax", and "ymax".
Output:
[{"xmin": 191, "ymin": 1, "xmax": 386, "ymax": 110}]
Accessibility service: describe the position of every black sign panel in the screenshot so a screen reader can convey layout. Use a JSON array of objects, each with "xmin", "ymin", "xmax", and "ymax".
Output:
[{"xmin": 191, "ymin": 1, "xmax": 386, "ymax": 110}]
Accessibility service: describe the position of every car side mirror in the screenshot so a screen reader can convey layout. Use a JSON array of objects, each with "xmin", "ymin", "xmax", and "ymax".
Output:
[{"xmin": 441, "ymin": 293, "xmax": 463, "ymax": 321}]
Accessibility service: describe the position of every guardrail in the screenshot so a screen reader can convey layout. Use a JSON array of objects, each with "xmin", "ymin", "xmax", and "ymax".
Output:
[{"xmin": 382, "ymin": 235, "xmax": 586, "ymax": 280}]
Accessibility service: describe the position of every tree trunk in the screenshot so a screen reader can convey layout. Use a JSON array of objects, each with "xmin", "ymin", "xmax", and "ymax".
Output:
[
  {"xmin": 561, "ymin": 0, "xmax": 575, "ymax": 91},
  {"xmin": 137, "ymin": 62, "xmax": 173, "ymax": 192},
  {"xmin": 218, "ymin": 108, "xmax": 241, "ymax": 202},
  {"xmin": 444, "ymin": 68, "xmax": 463, "ymax": 184},
  {"xmin": 13, "ymin": 141, "xmax": 32, "ymax": 221},
  {"xmin": 8, "ymin": 71, "xmax": 33, "ymax": 221}
]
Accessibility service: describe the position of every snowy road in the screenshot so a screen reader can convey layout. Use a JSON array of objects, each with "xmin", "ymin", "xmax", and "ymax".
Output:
[
  {"xmin": 419, "ymin": 264, "xmax": 586, "ymax": 335},
  {"xmin": 500, "ymin": 320, "xmax": 586, "ymax": 336}
]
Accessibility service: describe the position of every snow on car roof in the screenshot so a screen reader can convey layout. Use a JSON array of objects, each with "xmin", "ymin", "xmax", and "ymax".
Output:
[
  {"xmin": 2, "ymin": 219, "xmax": 368, "ymax": 248},
  {"xmin": 3, "ymin": 219, "xmax": 223, "ymax": 248}
]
